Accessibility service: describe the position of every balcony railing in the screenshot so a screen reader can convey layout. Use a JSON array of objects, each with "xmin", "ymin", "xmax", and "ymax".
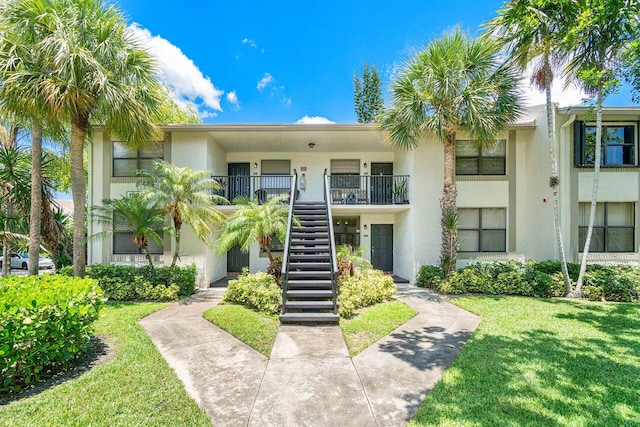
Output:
[
  {"xmin": 211, "ymin": 175, "xmax": 292, "ymax": 204},
  {"xmin": 328, "ymin": 174, "xmax": 410, "ymax": 205}
]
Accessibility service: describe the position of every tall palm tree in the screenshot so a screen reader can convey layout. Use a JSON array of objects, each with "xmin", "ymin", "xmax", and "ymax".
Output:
[
  {"xmin": 137, "ymin": 160, "xmax": 226, "ymax": 269},
  {"xmin": 484, "ymin": 0, "xmax": 578, "ymax": 294},
  {"xmin": 89, "ymin": 193, "xmax": 166, "ymax": 268},
  {"xmin": 0, "ymin": 0, "xmax": 163, "ymax": 277},
  {"xmin": 379, "ymin": 28, "xmax": 522, "ymax": 277},
  {"xmin": 215, "ymin": 195, "xmax": 291, "ymax": 264},
  {"xmin": 565, "ymin": 0, "xmax": 638, "ymax": 297}
]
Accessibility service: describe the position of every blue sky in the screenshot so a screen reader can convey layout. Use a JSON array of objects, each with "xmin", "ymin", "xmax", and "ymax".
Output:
[{"xmin": 117, "ymin": 0, "xmax": 638, "ymax": 124}]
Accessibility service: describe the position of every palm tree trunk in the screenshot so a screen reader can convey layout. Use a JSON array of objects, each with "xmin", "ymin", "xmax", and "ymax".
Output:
[
  {"xmin": 440, "ymin": 137, "xmax": 458, "ymax": 278},
  {"xmin": 2, "ymin": 238, "xmax": 8, "ymax": 276},
  {"xmin": 573, "ymin": 85, "xmax": 604, "ymax": 297},
  {"xmin": 71, "ymin": 116, "xmax": 89, "ymax": 277},
  {"xmin": 171, "ymin": 224, "xmax": 181, "ymax": 269},
  {"xmin": 143, "ymin": 246, "xmax": 154, "ymax": 269},
  {"xmin": 543, "ymin": 65, "xmax": 571, "ymax": 294},
  {"xmin": 28, "ymin": 122, "xmax": 43, "ymax": 276}
]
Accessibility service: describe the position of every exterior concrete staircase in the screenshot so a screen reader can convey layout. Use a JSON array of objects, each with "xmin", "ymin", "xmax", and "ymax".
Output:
[{"xmin": 280, "ymin": 200, "xmax": 339, "ymax": 324}]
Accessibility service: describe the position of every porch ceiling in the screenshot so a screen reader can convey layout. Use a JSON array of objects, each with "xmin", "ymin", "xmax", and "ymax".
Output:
[{"xmin": 204, "ymin": 125, "xmax": 393, "ymax": 153}]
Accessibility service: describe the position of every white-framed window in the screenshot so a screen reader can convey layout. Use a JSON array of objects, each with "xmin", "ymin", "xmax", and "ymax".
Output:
[
  {"xmin": 574, "ymin": 122, "xmax": 637, "ymax": 167},
  {"xmin": 458, "ymin": 208, "xmax": 507, "ymax": 252},
  {"xmin": 579, "ymin": 202, "xmax": 635, "ymax": 252},
  {"xmin": 113, "ymin": 141, "xmax": 164, "ymax": 177},
  {"xmin": 456, "ymin": 139, "xmax": 506, "ymax": 175}
]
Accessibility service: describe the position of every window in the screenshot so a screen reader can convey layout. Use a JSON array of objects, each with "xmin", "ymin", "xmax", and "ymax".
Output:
[
  {"xmin": 574, "ymin": 122, "xmax": 636, "ymax": 166},
  {"xmin": 330, "ymin": 159, "xmax": 361, "ymax": 188},
  {"xmin": 113, "ymin": 142, "xmax": 164, "ymax": 177},
  {"xmin": 458, "ymin": 208, "xmax": 506, "ymax": 252},
  {"xmin": 113, "ymin": 222, "xmax": 163, "ymax": 255},
  {"xmin": 260, "ymin": 160, "xmax": 291, "ymax": 190},
  {"xmin": 333, "ymin": 217, "xmax": 360, "ymax": 248},
  {"xmin": 456, "ymin": 140, "xmax": 506, "ymax": 175},
  {"xmin": 579, "ymin": 202, "xmax": 635, "ymax": 252},
  {"xmin": 260, "ymin": 234, "xmax": 284, "ymax": 254}
]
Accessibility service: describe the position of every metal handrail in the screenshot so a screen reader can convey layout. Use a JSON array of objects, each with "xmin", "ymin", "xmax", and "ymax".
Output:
[
  {"xmin": 324, "ymin": 169, "xmax": 339, "ymax": 314},
  {"xmin": 280, "ymin": 169, "xmax": 297, "ymax": 314}
]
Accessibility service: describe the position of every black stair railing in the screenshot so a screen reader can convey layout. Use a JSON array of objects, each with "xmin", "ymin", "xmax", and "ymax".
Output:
[
  {"xmin": 280, "ymin": 169, "xmax": 298, "ymax": 314},
  {"xmin": 323, "ymin": 169, "xmax": 339, "ymax": 314}
]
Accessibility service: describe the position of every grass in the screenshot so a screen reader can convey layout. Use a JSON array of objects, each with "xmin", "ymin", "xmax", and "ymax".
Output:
[
  {"xmin": 203, "ymin": 303, "xmax": 279, "ymax": 357},
  {"xmin": 409, "ymin": 296, "xmax": 640, "ymax": 426},
  {"xmin": 0, "ymin": 302, "xmax": 210, "ymax": 427},
  {"xmin": 340, "ymin": 300, "xmax": 417, "ymax": 356}
]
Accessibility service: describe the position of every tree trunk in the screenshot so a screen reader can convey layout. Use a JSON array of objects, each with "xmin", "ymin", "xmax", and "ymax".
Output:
[
  {"xmin": 2, "ymin": 239, "xmax": 8, "ymax": 276},
  {"xmin": 28, "ymin": 122, "xmax": 43, "ymax": 276},
  {"xmin": 440, "ymin": 137, "xmax": 458, "ymax": 278},
  {"xmin": 143, "ymin": 246, "xmax": 154, "ymax": 269},
  {"xmin": 573, "ymin": 85, "xmax": 604, "ymax": 297},
  {"xmin": 542, "ymin": 64, "xmax": 572, "ymax": 294},
  {"xmin": 171, "ymin": 223, "xmax": 181, "ymax": 269},
  {"xmin": 71, "ymin": 115, "xmax": 89, "ymax": 277}
]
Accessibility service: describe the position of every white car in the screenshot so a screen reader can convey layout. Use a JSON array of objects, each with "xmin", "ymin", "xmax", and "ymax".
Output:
[{"xmin": 0, "ymin": 253, "xmax": 55, "ymax": 270}]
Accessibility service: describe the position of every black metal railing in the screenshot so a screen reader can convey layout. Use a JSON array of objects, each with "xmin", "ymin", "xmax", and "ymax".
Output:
[
  {"xmin": 211, "ymin": 175, "xmax": 292, "ymax": 204},
  {"xmin": 324, "ymin": 169, "xmax": 339, "ymax": 314},
  {"xmin": 280, "ymin": 170, "xmax": 298, "ymax": 315},
  {"xmin": 327, "ymin": 174, "xmax": 410, "ymax": 205}
]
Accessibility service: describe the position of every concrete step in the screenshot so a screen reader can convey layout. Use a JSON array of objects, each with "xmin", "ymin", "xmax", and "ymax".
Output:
[
  {"xmin": 285, "ymin": 289, "xmax": 333, "ymax": 299},
  {"xmin": 289, "ymin": 246, "xmax": 330, "ymax": 253},
  {"xmin": 284, "ymin": 300, "xmax": 337, "ymax": 310},
  {"xmin": 291, "ymin": 239, "xmax": 329, "ymax": 246},
  {"xmin": 286, "ymin": 280, "xmax": 333, "ymax": 289},
  {"xmin": 291, "ymin": 233, "xmax": 329, "ymax": 239},
  {"xmin": 288, "ymin": 262, "xmax": 332, "ymax": 270},
  {"xmin": 279, "ymin": 312, "xmax": 340, "ymax": 324},
  {"xmin": 289, "ymin": 254, "xmax": 331, "ymax": 261},
  {"xmin": 288, "ymin": 271, "xmax": 332, "ymax": 279}
]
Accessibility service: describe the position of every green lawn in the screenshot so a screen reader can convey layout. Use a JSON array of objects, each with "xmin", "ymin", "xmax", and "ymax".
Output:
[
  {"xmin": 340, "ymin": 300, "xmax": 417, "ymax": 356},
  {"xmin": 203, "ymin": 303, "xmax": 278, "ymax": 357},
  {"xmin": 409, "ymin": 296, "xmax": 640, "ymax": 426},
  {"xmin": 0, "ymin": 302, "xmax": 210, "ymax": 427}
]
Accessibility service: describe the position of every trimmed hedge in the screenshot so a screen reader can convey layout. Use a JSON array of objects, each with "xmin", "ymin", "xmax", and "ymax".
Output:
[
  {"xmin": 59, "ymin": 264, "xmax": 196, "ymax": 301},
  {"xmin": 223, "ymin": 272, "xmax": 282, "ymax": 315},
  {"xmin": 417, "ymin": 260, "xmax": 640, "ymax": 302},
  {"xmin": 0, "ymin": 275, "xmax": 104, "ymax": 393},
  {"xmin": 338, "ymin": 269, "xmax": 396, "ymax": 318}
]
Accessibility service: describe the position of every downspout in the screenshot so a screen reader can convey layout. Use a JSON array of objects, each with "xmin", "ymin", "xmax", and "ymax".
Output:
[
  {"xmin": 87, "ymin": 136, "xmax": 93, "ymax": 265},
  {"xmin": 559, "ymin": 113, "xmax": 576, "ymax": 262}
]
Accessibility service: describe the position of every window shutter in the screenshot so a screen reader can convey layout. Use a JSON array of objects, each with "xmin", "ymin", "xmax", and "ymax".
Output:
[
  {"xmin": 330, "ymin": 159, "xmax": 360, "ymax": 174},
  {"xmin": 261, "ymin": 160, "xmax": 290, "ymax": 175},
  {"xmin": 147, "ymin": 235, "xmax": 164, "ymax": 255},
  {"xmin": 113, "ymin": 233, "xmax": 138, "ymax": 254},
  {"xmin": 574, "ymin": 120, "xmax": 584, "ymax": 166}
]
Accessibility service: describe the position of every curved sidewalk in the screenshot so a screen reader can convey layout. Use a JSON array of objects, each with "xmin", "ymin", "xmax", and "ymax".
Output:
[{"xmin": 139, "ymin": 284, "xmax": 480, "ymax": 426}]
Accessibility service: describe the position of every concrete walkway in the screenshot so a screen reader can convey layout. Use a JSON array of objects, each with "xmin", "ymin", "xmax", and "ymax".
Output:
[{"xmin": 139, "ymin": 284, "xmax": 480, "ymax": 426}]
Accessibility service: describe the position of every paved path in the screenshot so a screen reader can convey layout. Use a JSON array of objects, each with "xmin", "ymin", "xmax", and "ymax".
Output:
[{"xmin": 139, "ymin": 284, "xmax": 480, "ymax": 426}]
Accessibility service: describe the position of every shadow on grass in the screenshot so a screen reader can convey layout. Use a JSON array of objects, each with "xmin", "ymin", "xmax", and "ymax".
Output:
[{"xmin": 411, "ymin": 303, "xmax": 640, "ymax": 425}]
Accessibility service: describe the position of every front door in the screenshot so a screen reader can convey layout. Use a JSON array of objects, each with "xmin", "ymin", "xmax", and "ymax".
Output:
[
  {"xmin": 227, "ymin": 244, "xmax": 249, "ymax": 274},
  {"xmin": 371, "ymin": 163, "xmax": 393, "ymax": 204},
  {"xmin": 228, "ymin": 163, "xmax": 250, "ymax": 202},
  {"xmin": 371, "ymin": 224, "xmax": 393, "ymax": 272}
]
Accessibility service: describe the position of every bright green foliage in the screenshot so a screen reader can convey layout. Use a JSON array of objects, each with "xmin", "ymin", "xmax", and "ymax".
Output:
[
  {"xmin": 223, "ymin": 272, "xmax": 282, "ymax": 315},
  {"xmin": 215, "ymin": 195, "xmax": 291, "ymax": 264},
  {"xmin": 583, "ymin": 266, "xmax": 640, "ymax": 302},
  {"xmin": 58, "ymin": 264, "xmax": 197, "ymax": 300},
  {"xmin": 0, "ymin": 274, "xmax": 104, "ymax": 392},
  {"xmin": 204, "ymin": 304, "xmax": 278, "ymax": 357},
  {"xmin": 416, "ymin": 265, "xmax": 444, "ymax": 288},
  {"xmin": 409, "ymin": 297, "xmax": 640, "ymax": 426},
  {"xmin": 583, "ymin": 285, "xmax": 605, "ymax": 301},
  {"xmin": 353, "ymin": 63, "xmax": 384, "ymax": 123},
  {"xmin": 338, "ymin": 269, "xmax": 396, "ymax": 318},
  {"xmin": 340, "ymin": 301, "xmax": 416, "ymax": 356}
]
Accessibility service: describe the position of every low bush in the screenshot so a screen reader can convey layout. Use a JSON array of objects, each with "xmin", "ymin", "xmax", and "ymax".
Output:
[
  {"xmin": 338, "ymin": 270, "xmax": 396, "ymax": 318},
  {"xmin": 583, "ymin": 266, "xmax": 640, "ymax": 302},
  {"xmin": 59, "ymin": 264, "xmax": 196, "ymax": 301},
  {"xmin": 583, "ymin": 285, "xmax": 605, "ymax": 301},
  {"xmin": 416, "ymin": 265, "xmax": 443, "ymax": 288},
  {"xmin": 223, "ymin": 272, "xmax": 282, "ymax": 315},
  {"xmin": 0, "ymin": 275, "xmax": 104, "ymax": 393}
]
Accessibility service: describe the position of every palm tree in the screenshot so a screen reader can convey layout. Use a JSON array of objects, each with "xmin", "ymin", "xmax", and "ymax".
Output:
[
  {"xmin": 484, "ymin": 0, "xmax": 577, "ymax": 294},
  {"xmin": 0, "ymin": 0, "xmax": 163, "ymax": 277},
  {"xmin": 379, "ymin": 28, "xmax": 522, "ymax": 277},
  {"xmin": 89, "ymin": 193, "xmax": 166, "ymax": 268},
  {"xmin": 137, "ymin": 160, "xmax": 226, "ymax": 269},
  {"xmin": 565, "ymin": 0, "xmax": 638, "ymax": 297},
  {"xmin": 215, "ymin": 195, "xmax": 291, "ymax": 265}
]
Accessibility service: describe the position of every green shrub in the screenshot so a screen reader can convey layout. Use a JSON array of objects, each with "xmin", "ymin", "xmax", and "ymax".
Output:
[
  {"xmin": 416, "ymin": 265, "xmax": 443, "ymax": 288},
  {"xmin": 583, "ymin": 266, "xmax": 640, "ymax": 302},
  {"xmin": 223, "ymin": 272, "xmax": 282, "ymax": 315},
  {"xmin": 266, "ymin": 255, "xmax": 283, "ymax": 285},
  {"xmin": 338, "ymin": 270, "xmax": 396, "ymax": 317},
  {"xmin": 0, "ymin": 275, "xmax": 104, "ymax": 392},
  {"xmin": 60, "ymin": 264, "xmax": 196, "ymax": 301},
  {"xmin": 583, "ymin": 285, "xmax": 605, "ymax": 301}
]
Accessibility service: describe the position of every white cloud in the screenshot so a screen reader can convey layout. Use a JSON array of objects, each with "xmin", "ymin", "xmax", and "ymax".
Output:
[
  {"xmin": 295, "ymin": 115, "xmax": 336, "ymax": 124},
  {"xmin": 242, "ymin": 38, "xmax": 258, "ymax": 48},
  {"xmin": 226, "ymin": 90, "xmax": 240, "ymax": 109},
  {"xmin": 257, "ymin": 73, "xmax": 274, "ymax": 91},
  {"xmin": 128, "ymin": 23, "xmax": 224, "ymax": 116}
]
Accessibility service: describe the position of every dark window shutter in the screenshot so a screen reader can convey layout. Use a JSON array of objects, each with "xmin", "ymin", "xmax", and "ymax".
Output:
[{"xmin": 574, "ymin": 120, "xmax": 584, "ymax": 166}]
